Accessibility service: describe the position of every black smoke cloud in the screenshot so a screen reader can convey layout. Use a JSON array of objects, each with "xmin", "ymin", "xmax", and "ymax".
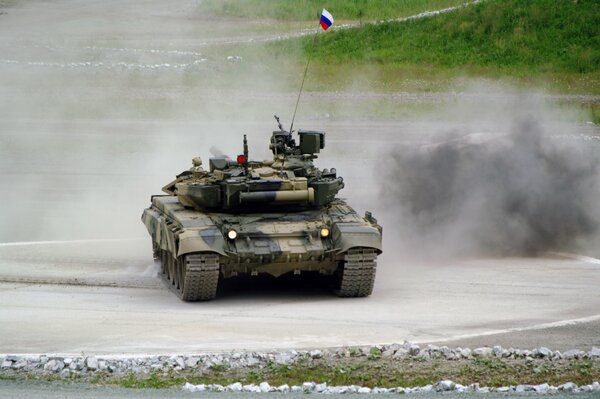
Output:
[{"xmin": 382, "ymin": 113, "xmax": 600, "ymax": 258}]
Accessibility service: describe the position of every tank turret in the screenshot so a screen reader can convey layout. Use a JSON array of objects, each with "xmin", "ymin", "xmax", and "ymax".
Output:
[{"xmin": 162, "ymin": 116, "xmax": 344, "ymax": 211}]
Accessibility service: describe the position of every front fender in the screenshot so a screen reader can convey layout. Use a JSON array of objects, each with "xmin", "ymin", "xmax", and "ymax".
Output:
[
  {"xmin": 177, "ymin": 227, "xmax": 227, "ymax": 257},
  {"xmin": 332, "ymin": 223, "xmax": 383, "ymax": 254}
]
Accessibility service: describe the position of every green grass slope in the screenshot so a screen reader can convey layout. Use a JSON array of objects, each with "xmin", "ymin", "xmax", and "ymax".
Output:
[
  {"xmin": 303, "ymin": 0, "xmax": 599, "ymax": 74},
  {"xmin": 199, "ymin": 0, "xmax": 468, "ymax": 21}
]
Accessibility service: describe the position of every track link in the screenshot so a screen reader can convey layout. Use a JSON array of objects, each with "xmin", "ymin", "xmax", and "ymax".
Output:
[
  {"xmin": 334, "ymin": 247, "xmax": 377, "ymax": 297},
  {"xmin": 160, "ymin": 250, "xmax": 220, "ymax": 301}
]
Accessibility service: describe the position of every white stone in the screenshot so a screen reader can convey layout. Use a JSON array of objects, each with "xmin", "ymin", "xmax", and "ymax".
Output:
[
  {"xmin": 185, "ymin": 356, "xmax": 199, "ymax": 368},
  {"xmin": 86, "ymin": 357, "xmax": 98, "ymax": 370},
  {"xmin": 533, "ymin": 383, "xmax": 550, "ymax": 393},
  {"xmin": 242, "ymin": 384, "xmax": 256, "ymax": 392},
  {"xmin": 592, "ymin": 381, "xmax": 600, "ymax": 391},
  {"xmin": 563, "ymin": 349, "xmax": 584, "ymax": 359},
  {"xmin": 408, "ymin": 344, "xmax": 420, "ymax": 355},
  {"xmin": 309, "ymin": 350, "xmax": 323, "ymax": 359},
  {"xmin": 44, "ymin": 359, "xmax": 64, "ymax": 372},
  {"xmin": 259, "ymin": 382, "xmax": 271, "ymax": 392},
  {"xmin": 393, "ymin": 348, "xmax": 409, "ymax": 359},
  {"xmin": 276, "ymin": 384, "xmax": 290, "ymax": 393},
  {"xmin": 590, "ymin": 347, "xmax": 600, "ymax": 358},
  {"xmin": 12, "ymin": 359, "xmax": 27, "ymax": 369},
  {"xmin": 315, "ymin": 383, "xmax": 327, "ymax": 392},
  {"xmin": 473, "ymin": 347, "xmax": 493, "ymax": 358},
  {"xmin": 183, "ymin": 382, "xmax": 197, "ymax": 392},
  {"xmin": 302, "ymin": 382, "xmax": 316, "ymax": 391},
  {"xmin": 495, "ymin": 386, "xmax": 510, "ymax": 392},
  {"xmin": 59, "ymin": 368, "xmax": 70, "ymax": 378},
  {"xmin": 558, "ymin": 382, "xmax": 577, "ymax": 391},
  {"xmin": 357, "ymin": 387, "xmax": 372, "ymax": 394},
  {"xmin": 460, "ymin": 348, "xmax": 472, "ymax": 358},
  {"xmin": 228, "ymin": 382, "xmax": 242, "ymax": 392},
  {"xmin": 434, "ymin": 380, "xmax": 455, "ymax": 392},
  {"xmin": 420, "ymin": 385, "xmax": 433, "ymax": 392}
]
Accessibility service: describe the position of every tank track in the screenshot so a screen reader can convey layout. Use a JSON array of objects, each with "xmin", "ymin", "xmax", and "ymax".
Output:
[
  {"xmin": 334, "ymin": 247, "xmax": 377, "ymax": 297},
  {"xmin": 158, "ymin": 247, "xmax": 220, "ymax": 301}
]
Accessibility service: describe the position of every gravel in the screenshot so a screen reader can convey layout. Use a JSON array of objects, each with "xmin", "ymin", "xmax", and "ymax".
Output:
[{"xmin": 1, "ymin": 343, "xmax": 599, "ymax": 393}]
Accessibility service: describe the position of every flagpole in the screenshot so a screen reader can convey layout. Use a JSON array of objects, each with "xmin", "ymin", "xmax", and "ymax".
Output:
[{"xmin": 289, "ymin": 23, "xmax": 320, "ymax": 134}]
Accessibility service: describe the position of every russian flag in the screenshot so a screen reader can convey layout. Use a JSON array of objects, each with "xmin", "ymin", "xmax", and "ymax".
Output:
[{"xmin": 320, "ymin": 9, "xmax": 333, "ymax": 30}]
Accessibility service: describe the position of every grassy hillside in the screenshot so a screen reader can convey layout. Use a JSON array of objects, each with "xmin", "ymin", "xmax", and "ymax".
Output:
[
  {"xmin": 199, "ymin": 0, "xmax": 468, "ymax": 21},
  {"xmin": 301, "ymin": 0, "xmax": 599, "ymax": 74}
]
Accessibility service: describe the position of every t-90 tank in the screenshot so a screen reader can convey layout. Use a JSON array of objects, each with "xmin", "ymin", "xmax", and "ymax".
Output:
[{"xmin": 142, "ymin": 116, "xmax": 382, "ymax": 301}]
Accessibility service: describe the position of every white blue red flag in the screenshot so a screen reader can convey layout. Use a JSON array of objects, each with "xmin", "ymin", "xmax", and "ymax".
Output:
[{"xmin": 320, "ymin": 9, "xmax": 334, "ymax": 30}]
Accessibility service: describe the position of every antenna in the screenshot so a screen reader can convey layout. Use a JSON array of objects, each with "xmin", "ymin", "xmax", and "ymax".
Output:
[{"xmin": 289, "ymin": 21, "xmax": 321, "ymax": 134}]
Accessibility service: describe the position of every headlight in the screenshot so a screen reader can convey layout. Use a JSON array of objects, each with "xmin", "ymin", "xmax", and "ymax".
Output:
[
  {"xmin": 320, "ymin": 227, "xmax": 330, "ymax": 238},
  {"xmin": 227, "ymin": 229, "xmax": 238, "ymax": 240}
]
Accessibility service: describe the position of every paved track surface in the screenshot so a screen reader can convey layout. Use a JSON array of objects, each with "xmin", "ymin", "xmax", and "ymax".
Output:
[{"xmin": 1, "ymin": 0, "xmax": 599, "ymax": 356}]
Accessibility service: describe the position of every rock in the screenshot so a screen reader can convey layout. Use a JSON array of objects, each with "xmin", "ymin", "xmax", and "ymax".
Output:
[
  {"xmin": 1, "ymin": 360, "xmax": 13, "ymax": 369},
  {"xmin": 381, "ymin": 349, "xmax": 396, "ymax": 358},
  {"xmin": 420, "ymin": 384, "xmax": 433, "ymax": 392},
  {"xmin": 495, "ymin": 386, "xmax": 511, "ymax": 392},
  {"xmin": 558, "ymin": 382, "xmax": 578, "ymax": 391},
  {"xmin": 535, "ymin": 347, "xmax": 552, "ymax": 358},
  {"xmin": 183, "ymin": 382, "xmax": 196, "ymax": 392},
  {"xmin": 274, "ymin": 353, "xmax": 293, "ymax": 365},
  {"xmin": 228, "ymin": 383, "xmax": 242, "ymax": 392},
  {"xmin": 302, "ymin": 382, "xmax": 316, "ymax": 392},
  {"xmin": 59, "ymin": 368, "xmax": 70, "ymax": 378},
  {"xmin": 533, "ymin": 383, "xmax": 550, "ymax": 393},
  {"xmin": 492, "ymin": 345, "xmax": 503, "ymax": 356},
  {"xmin": 309, "ymin": 350, "xmax": 323, "ymax": 359},
  {"xmin": 460, "ymin": 348, "xmax": 472, "ymax": 358},
  {"xmin": 533, "ymin": 367, "xmax": 541, "ymax": 374},
  {"xmin": 408, "ymin": 343, "xmax": 420, "ymax": 356},
  {"xmin": 12, "ymin": 359, "xmax": 27, "ymax": 370},
  {"xmin": 434, "ymin": 380, "xmax": 455, "ymax": 392},
  {"xmin": 357, "ymin": 387, "xmax": 372, "ymax": 394},
  {"xmin": 392, "ymin": 348, "xmax": 409, "ymax": 359},
  {"xmin": 590, "ymin": 347, "xmax": 600, "ymax": 358},
  {"xmin": 85, "ymin": 357, "xmax": 98, "ymax": 370},
  {"xmin": 44, "ymin": 360, "xmax": 64, "ymax": 372},
  {"xmin": 276, "ymin": 384, "xmax": 290, "ymax": 393},
  {"xmin": 563, "ymin": 349, "xmax": 584, "ymax": 359},
  {"xmin": 592, "ymin": 381, "xmax": 600, "ymax": 391},
  {"xmin": 473, "ymin": 347, "xmax": 493, "ymax": 358},
  {"xmin": 175, "ymin": 357, "xmax": 185, "ymax": 370},
  {"xmin": 185, "ymin": 356, "xmax": 199, "ymax": 368},
  {"xmin": 98, "ymin": 360, "xmax": 108, "ymax": 371},
  {"xmin": 242, "ymin": 384, "xmax": 256, "ymax": 392},
  {"xmin": 259, "ymin": 382, "xmax": 271, "ymax": 392},
  {"xmin": 372, "ymin": 387, "xmax": 389, "ymax": 394},
  {"xmin": 315, "ymin": 383, "xmax": 327, "ymax": 393}
]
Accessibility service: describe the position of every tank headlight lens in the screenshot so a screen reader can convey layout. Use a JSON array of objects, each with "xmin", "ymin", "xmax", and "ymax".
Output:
[
  {"xmin": 320, "ymin": 227, "xmax": 330, "ymax": 238},
  {"xmin": 227, "ymin": 229, "xmax": 238, "ymax": 240}
]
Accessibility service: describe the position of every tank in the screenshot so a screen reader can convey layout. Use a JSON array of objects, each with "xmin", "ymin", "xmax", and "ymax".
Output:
[{"xmin": 141, "ymin": 116, "xmax": 382, "ymax": 301}]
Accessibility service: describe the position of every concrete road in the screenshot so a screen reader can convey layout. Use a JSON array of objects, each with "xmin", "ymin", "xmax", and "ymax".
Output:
[{"xmin": 0, "ymin": 238, "xmax": 599, "ymax": 354}]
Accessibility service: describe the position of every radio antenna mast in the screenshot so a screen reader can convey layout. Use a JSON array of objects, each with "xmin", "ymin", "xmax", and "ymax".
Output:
[{"xmin": 289, "ymin": 9, "xmax": 333, "ymax": 133}]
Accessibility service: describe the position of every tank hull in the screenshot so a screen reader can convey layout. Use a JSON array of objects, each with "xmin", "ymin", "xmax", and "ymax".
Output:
[{"xmin": 142, "ymin": 195, "xmax": 382, "ymax": 300}]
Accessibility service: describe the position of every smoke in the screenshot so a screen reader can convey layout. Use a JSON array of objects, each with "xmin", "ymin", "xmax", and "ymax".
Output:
[{"xmin": 381, "ymin": 88, "xmax": 600, "ymax": 258}]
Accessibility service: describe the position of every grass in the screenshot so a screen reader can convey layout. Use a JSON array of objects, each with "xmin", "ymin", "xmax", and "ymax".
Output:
[
  {"xmin": 199, "ymin": 0, "xmax": 469, "ymax": 21},
  {"xmin": 295, "ymin": 0, "xmax": 600, "ymax": 74},
  {"xmin": 111, "ymin": 357, "xmax": 600, "ymax": 389}
]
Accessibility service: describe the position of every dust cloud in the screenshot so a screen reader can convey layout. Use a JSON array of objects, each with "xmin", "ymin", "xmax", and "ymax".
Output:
[{"xmin": 380, "ymin": 85, "xmax": 600, "ymax": 258}]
